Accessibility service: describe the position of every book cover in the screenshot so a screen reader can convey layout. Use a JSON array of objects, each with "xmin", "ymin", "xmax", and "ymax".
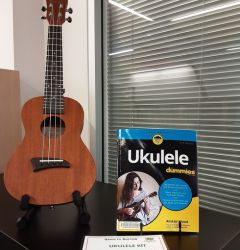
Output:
[{"xmin": 116, "ymin": 128, "xmax": 198, "ymax": 232}]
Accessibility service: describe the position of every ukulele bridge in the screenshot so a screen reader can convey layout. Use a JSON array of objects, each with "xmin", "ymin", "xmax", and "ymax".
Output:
[{"xmin": 31, "ymin": 158, "xmax": 70, "ymax": 172}]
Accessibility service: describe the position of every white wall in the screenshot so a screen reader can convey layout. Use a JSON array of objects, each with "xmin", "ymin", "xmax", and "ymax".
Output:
[
  {"xmin": 88, "ymin": 0, "xmax": 103, "ymax": 181},
  {"xmin": 61, "ymin": 0, "xmax": 90, "ymax": 147},
  {"xmin": 13, "ymin": 0, "xmax": 45, "ymax": 105},
  {"xmin": 0, "ymin": 0, "xmax": 14, "ymax": 69}
]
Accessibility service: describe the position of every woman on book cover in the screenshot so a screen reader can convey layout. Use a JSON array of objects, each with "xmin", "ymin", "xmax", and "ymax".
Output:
[{"xmin": 117, "ymin": 172, "xmax": 150, "ymax": 225}]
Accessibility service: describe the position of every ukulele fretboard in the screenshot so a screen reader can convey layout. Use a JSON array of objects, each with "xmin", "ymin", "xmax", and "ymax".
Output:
[{"xmin": 44, "ymin": 25, "xmax": 64, "ymax": 114}]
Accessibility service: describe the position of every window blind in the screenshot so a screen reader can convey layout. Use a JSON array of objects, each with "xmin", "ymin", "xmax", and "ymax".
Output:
[{"xmin": 103, "ymin": 0, "xmax": 240, "ymax": 217}]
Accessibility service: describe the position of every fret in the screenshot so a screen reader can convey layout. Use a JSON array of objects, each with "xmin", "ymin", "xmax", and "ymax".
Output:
[
  {"xmin": 46, "ymin": 66, "xmax": 62, "ymax": 70},
  {"xmin": 44, "ymin": 95, "xmax": 64, "ymax": 99},
  {"xmin": 45, "ymin": 77, "xmax": 63, "ymax": 79},
  {"xmin": 45, "ymin": 73, "xmax": 63, "ymax": 76},
  {"xmin": 43, "ymin": 105, "xmax": 64, "ymax": 109},
  {"xmin": 47, "ymin": 53, "xmax": 62, "ymax": 56},
  {"xmin": 44, "ymin": 94, "xmax": 65, "ymax": 98},
  {"xmin": 44, "ymin": 97, "xmax": 64, "ymax": 100},
  {"xmin": 44, "ymin": 88, "xmax": 64, "ymax": 92},
  {"xmin": 46, "ymin": 61, "xmax": 63, "ymax": 64},
  {"xmin": 47, "ymin": 45, "xmax": 62, "ymax": 51},
  {"xmin": 47, "ymin": 54, "xmax": 62, "ymax": 59},
  {"xmin": 47, "ymin": 40, "xmax": 62, "ymax": 44},
  {"xmin": 44, "ymin": 95, "xmax": 65, "ymax": 99},
  {"xmin": 47, "ymin": 55, "xmax": 62, "ymax": 59},
  {"xmin": 44, "ymin": 106, "xmax": 64, "ymax": 109},
  {"xmin": 47, "ymin": 44, "xmax": 62, "ymax": 47},
  {"xmin": 47, "ymin": 49, "xmax": 63, "ymax": 52},
  {"xmin": 45, "ymin": 72, "xmax": 63, "ymax": 76},
  {"xmin": 48, "ymin": 38, "xmax": 62, "ymax": 42},
  {"xmin": 46, "ymin": 69, "xmax": 63, "ymax": 72},
  {"xmin": 45, "ymin": 90, "xmax": 63, "ymax": 93},
  {"xmin": 44, "ymin": 94, "xmax": 64, "ymax": 98},
  {"xmin": 47, "ymin": 51, "xmax": 62, "ymax": 55},
  {"xmin": 45, "ymin": 72, "xmax": 63, "ymax": 75},
  {"xmin": 45, "ymin": 73, "xmax": 62, "ymax": 77},
  {"xmin": 44, "ymin": 105, "xmax": 64, "ymax": 107},
  {"xmin": 44, "ymin": 88, "xmax": 63, "ymax": 93},
  {"xmin": 43, "ymin": 106, "xmax": 64, "ymax": 109},
  {"xmin": 44, "ymin": 101, "xmax": 64, "ymax": 104},
  {"xmin": 44, "ymin": 96, "xmax": 64, "ymax": 100},
  {"xmin": 45, "ymin": 71, "xmax": 63, "ymax": 74},
  {"xmin": 47, "ymin": 62, "xmax": 63, "ymax": 69},
  {"xmin": 46, "ymin": 59, "xmax": 63, "ymax": 63},
  {"xmin": 45, "ymin": 78, "xmax": 63, "ymax": 82},
  {"xmin": 44, "ymin": 84, "xmax": 63, "ymax": 87},
  {"xmin": 45, "ymin": 83, "xmax": 63, "ymax": 87},
  {"xmin": 45, "ymin": 81, "xmax": 63, "ymax": 85},
  {"xmin": 44, "ymin": 99, "xmax": 64, "ymax": 103},
  {"xmin": 45, "ymin": 67, "xmax": 63, "ymax": 69}
]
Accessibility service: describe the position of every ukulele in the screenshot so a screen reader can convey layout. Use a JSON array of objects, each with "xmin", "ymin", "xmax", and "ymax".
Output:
[
  {"xmin": 4, "ymin": 0, "xmax": 96, "ymax": 205},
  {"xmin": 118, "ymin": 191, "xmax": 157, "ymax": 220}
]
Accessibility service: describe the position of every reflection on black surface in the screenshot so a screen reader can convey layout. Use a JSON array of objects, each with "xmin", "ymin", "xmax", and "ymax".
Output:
[
  {"xmin": 16, "ymin": 203, "xmax": 90, "ymax": 250},
  {"xmin": 0, "ymin": 231, "xmax": 29, "ymax": 250}
]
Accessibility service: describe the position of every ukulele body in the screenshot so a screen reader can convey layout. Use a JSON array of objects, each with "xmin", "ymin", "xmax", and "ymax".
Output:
[{"xmin": 4, "ymin": 96, "xmax": 96, "ymax": 205}]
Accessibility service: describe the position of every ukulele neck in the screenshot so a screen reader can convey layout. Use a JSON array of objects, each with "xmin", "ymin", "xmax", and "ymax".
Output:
[{"xmin": 44, "ymin": 25, "xmax": 65, "ymax": 115}]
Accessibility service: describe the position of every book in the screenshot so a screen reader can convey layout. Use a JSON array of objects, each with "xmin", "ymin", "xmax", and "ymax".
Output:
[
  {"xmin": 116, "ymin": 128, "xmax": 198, "ymax": 232},
  {"xmin": 82, "ymin": 235, "xmax": 168, "ymax": 250}
]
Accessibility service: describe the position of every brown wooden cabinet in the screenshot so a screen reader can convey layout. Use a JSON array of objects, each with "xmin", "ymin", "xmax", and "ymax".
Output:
[{"xmin": 0, "ymin": 69, "xmax": 21, "ymax": 173}]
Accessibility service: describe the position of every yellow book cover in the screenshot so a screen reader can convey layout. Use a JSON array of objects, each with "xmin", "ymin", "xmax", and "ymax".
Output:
[{"xmin": 116, "ymin": 128, "xmax": 198, "ymax": 233}]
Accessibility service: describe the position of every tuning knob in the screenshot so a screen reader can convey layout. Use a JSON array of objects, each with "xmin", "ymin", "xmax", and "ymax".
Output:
[
  {"xmin": 66, "ymin": 17, "xmax": 72, "ymax": 23},
  {"xmin": 41, "ymin": 16, "xmax": 47, "ymax": 20},
  {"xmin": 41, "ymin": 6, "xmax": 47, "ymax": 12},
  {"xmin": 66, "ymin": 8, "xmax": 73, "ymax": 14}
]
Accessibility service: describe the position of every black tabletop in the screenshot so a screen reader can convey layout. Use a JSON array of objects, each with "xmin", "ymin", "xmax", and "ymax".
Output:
[{"xmin": 0, "ymin": 174, "xmax": 239, "ymax": 250}]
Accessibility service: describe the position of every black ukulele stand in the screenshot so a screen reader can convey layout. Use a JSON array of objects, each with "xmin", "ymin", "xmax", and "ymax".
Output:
[
  {"xmin": 72, "ymin": 191, "xmax": 91, "ymax": 225},
  {"xmin": 16, "ymin": 191, "xmax": 90, "ymax": 230},
  {"xmin": 16, "ymin": 194, "xmax": 39, "ymax": 230}
]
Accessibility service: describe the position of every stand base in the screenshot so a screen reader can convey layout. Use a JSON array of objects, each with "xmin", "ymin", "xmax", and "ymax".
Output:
[{"xmin": 16, "ymin": 191, "xmax": 90, "ymax": 229}]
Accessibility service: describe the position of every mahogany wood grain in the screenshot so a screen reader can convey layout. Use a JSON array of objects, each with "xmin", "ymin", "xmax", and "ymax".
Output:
[{"xmin": 4, "ymin": 96, "xmax": 96, "ymax": 205}]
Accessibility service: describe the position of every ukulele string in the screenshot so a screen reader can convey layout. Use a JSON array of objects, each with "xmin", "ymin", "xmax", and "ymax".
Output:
[
  {"xmin": 53, "ymin": 21, "xmax": 57, "ymax": 161},
  {"xmin": 41, "ymin": 5, "xmax": 54, "ymax": 163},
  {"xmin": 53, "ymin": 4, "xmax": 62, "ymax": 162},
  {"xmin": 47, "ymin": 1, "xmax": 55, "ymax": 163},
  {"xmin": 54, "ymin": 2, "xmax": 63, "ymax": 161},
  {"xmin": 59, "ymin": 4, "xmax": 63, "ymax": 162},
  {"xmin": 53, "ymin": 22, "xmax": 57, "ymax": 162}
]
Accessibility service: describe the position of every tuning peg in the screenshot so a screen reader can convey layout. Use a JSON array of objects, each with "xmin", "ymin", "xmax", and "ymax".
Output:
[
  {"xmin": 66, "ymin": 17, "xmax": 72, "ymax": 23},
  {"xmin": 41, "ymin": 6, "xmax": 47, "ymax": 12},
  {"xmin": 41, "ymin": 16, "xmax": 47, "ymax": 20},
  {"xmin": 66, "ymin": 8, "xmax": 73, "ymax": 14}
]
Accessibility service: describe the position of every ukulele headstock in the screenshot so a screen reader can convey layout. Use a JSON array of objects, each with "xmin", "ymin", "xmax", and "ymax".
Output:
[
  {"xmin": 42, "ymin": 0, "xmax": 72, "ymax": 25},
  {"xmin": 149, "ymin": 191, "xmax": 157, "ymax": 198}
]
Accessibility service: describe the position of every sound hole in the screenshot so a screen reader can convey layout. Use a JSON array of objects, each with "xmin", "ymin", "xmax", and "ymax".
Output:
[{"xmin": 41, "ymin": 116, "xmax": 65, "ymax": 138}]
